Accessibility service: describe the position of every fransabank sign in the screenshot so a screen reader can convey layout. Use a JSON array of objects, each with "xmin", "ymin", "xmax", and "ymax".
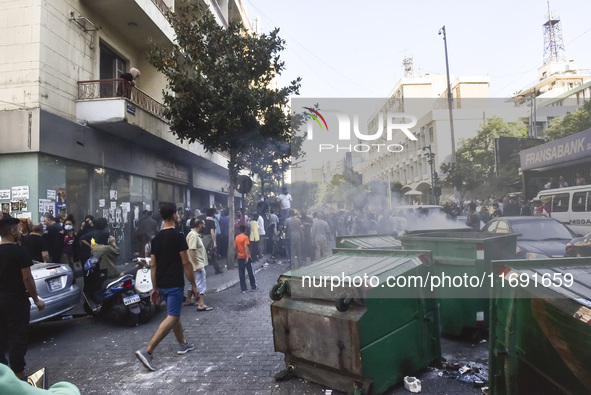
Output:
[{"xmin": 521, "ymin": 128, "xmax": 591, "ymax": 171}]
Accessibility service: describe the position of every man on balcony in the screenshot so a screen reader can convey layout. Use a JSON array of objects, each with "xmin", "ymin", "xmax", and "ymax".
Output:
[{"xmin": 117, "ymin": 67, "xmax": 141, "ymax": 99}]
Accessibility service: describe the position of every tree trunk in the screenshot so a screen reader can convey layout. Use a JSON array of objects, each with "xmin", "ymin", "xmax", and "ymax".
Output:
[{"xmin": 226, "ymin": 151, "xmax": 238, "ymax": 269}]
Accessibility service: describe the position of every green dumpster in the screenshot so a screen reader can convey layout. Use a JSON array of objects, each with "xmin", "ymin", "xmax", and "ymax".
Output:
[
  {"xmin": 490, "ymin": 257, "xmax": 591, "ymax": 395},
  {"xmin": 270, "ymin": 249, "xmax": 441, "ymax": 394},
  {"xmin": 398, "ymin": 231, "xmax": 518, "ymax": 336},
  {"xmin": 335, "ymin": 234, "xmax": 401, "ymax": 250}
]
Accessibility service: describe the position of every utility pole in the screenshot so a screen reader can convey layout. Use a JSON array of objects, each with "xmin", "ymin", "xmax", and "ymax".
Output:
[
  {"xmin": 423, "ymin": 145, "xmax": 436, "ymax": 205},
  {"xmin": 439, "ymin": 25, "xmax": 458, "ymax": 201},
  {"xmin": 439, "ymin": 26, "xmax": 456, "ymax": 165}
]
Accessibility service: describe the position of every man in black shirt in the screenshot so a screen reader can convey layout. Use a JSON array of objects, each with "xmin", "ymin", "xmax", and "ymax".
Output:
[
  {"xmin": 42, "ymin": 213, "xmax": 64, "ymax": 262},
  {"xmin": 21, "ymin": 223, "xmax": 49, "ymax": 263},
  {"xmin": 135, "ymin": 205, "xmax": 197, "ymax": 371},
  {"xmin": 0, "ymin": 217, "xmax": 45, "ymax": 379}
]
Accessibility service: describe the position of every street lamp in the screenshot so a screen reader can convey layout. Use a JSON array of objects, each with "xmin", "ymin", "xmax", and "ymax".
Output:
[{"xmin": 423, "ymin": 145, "xmax": 436, "ymax": 204}]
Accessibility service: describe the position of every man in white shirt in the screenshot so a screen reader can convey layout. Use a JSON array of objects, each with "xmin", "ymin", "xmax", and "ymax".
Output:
[
  {"xmin": 185, "ymin": 219, "xmax": 213, "ymax": 311},
  {"xmin": 277, "ymin": 187, "xmax": 292, "ymax": 223}
]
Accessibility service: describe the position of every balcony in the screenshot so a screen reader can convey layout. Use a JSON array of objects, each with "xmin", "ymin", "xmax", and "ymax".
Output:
[
  {"xmin": 76, "ymin": 79, "xmax": 175, "ymax": 153},
  {"xmin": 78, "ymin": 79, "xmax": 166, "ymax": 120},
  {"xmin": 79, "ymin": 0, "xmax": 174, "ymax": 50},
  {"xmin": 76, "ymin": 79, "xmax": 229, "ymax": 174}
]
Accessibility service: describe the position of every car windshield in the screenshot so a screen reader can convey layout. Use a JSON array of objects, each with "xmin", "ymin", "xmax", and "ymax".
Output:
[{"xmin": 511, "ymin": 220, "xmax": 572, "ymax": 241}]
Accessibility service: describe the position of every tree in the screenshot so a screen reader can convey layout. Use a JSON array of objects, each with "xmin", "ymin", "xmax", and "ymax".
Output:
[
  {"xmin": 440, "ymin": 117, "xmax": 527, "ymax": 194},
  {"xmin": 544, "ymin": 100, "xmax": 591, "ymax": 141},
  {"xmin": 148, "ymin": 3, "xmax": 303, "ymax": 265}
]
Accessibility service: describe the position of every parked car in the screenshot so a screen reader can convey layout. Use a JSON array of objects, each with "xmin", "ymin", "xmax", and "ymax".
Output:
[
  {"xmin": 29, "ymin": 261, "xmax": 82, "ymax": 324},
  {"xmin": 481, "ymin": 216, "xmax": 576, "ymax": 259},
  {"xmin": 565, "ymin": 232, "xmax": 591, "ymax": 257}
]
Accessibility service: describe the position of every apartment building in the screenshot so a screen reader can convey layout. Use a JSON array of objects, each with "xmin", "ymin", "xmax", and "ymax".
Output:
[
  {"xmin": 360, "ymin": 73, "xmax": 579, "ymax": 203},
  {"xmin": 0, "ymin": 0, "xmax": 249, "ymax": 257}
]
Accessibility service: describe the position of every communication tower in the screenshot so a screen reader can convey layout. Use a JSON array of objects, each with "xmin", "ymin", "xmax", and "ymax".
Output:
[{"xmin": 542, "ymin": 2, "xmax": 566, "ymax": 64}]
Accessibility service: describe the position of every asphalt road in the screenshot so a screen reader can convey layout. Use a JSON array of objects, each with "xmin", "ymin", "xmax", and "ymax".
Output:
[{"xmin": 25, "ymin": 259, "xmax": 486, "ymax": 394}]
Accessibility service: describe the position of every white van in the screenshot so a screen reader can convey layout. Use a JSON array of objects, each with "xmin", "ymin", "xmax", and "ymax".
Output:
[{"xmin": 537, "ymin": 185, "xmax": 591, "ymax": 235}]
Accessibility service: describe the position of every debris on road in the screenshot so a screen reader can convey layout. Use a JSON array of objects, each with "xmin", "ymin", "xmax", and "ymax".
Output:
[{"xmin": 403, "ymin": 376, "xmax": 422, "ymax": 393}]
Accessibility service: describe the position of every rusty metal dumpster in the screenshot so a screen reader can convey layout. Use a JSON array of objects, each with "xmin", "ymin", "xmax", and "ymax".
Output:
[
  {"xmin": 270, "ymin": 249, "xmax": 441, "ymax": 394},
  {"xmin": 335, "ymin": 234, "xmax": 401, "ymax": 250},
  {"xmin": 398, "ymin": 231, "xmax": 518, "ymax": 336},
  {"xmin": 490, "ymin": 257, "xmax": 591, "ymax": 395}
]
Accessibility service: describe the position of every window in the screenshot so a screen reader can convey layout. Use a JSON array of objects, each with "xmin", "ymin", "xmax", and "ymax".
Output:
[
  {"xmin": 551, "ymin": 193, "xmax": 569, "ymax": 212},
  {"xmin": 572, "ymin": 192, "xmax": 589, "ymax": 212}
]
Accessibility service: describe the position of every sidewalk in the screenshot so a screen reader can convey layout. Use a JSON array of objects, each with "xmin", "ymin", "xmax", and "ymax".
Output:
[{"xmin": 202, "ymin": 253, "xmax": 290, "ymax": 294}]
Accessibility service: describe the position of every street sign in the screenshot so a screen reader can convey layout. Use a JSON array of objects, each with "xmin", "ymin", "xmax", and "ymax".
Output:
[{"xmin": 236, "ymin": 175, "xmax": 253, "ymax": 194}]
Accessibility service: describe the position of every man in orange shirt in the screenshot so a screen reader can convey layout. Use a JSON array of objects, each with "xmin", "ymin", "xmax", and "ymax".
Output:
[{"xmin": 234, "ymin": 225, "xmax": 257, "ymax": 293}]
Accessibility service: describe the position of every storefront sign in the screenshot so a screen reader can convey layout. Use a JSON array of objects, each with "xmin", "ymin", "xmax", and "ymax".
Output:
[
  {"xmin": 521, "ymin": 128, "xmax": 591, "ymax": 171},
  {"xmin": 156, "ymin": 160, "xmax": 188, "ymax": 183}
]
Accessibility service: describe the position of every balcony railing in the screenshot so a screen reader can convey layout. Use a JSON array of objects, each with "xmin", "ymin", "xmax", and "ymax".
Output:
[
  {"xmin": 151, "ymin": 0, "xmax": 171, "ymax": 16},
  {"xmin": 78, "ymin": 79, "xmax": 167, "ymax": 121}
]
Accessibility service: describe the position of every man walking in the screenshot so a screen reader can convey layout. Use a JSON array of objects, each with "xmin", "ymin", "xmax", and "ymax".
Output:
[
  {"xmin": 0, "ymin": 216, "xmax": 45, "ymax": 379},
  {"xmin": 135, "ymin": 205, "xmax": 198, "ymax": 371}
]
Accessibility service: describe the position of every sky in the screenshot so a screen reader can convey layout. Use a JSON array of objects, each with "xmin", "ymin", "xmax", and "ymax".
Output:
[{"xmin": 245, "ymin": 0, "xmax": 591, "ymax": 99}]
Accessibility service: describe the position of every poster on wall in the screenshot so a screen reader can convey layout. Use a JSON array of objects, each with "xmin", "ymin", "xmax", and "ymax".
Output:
[
  {"xmin": 108, "ymin": 208, "xmax": 116, "ymax": 224},
  {"xmin": 110, "ymin": 190, "xmax": 118, "ymax": 200},
  {"xmin": 122, "ymin": 202, "xmax": 130, "ymax": 224},
  {"xmin": 115, "ymin": 208, "xmax": 122, "ymax": 226},
  {"xmin": 1, "ymin": 203, "xmax": 9, "ymax": 213},
  {"xmin": 56, "ymin": 202, "xmax": 66, "ymax": 214},
  {"xmin": 57, "ymin": 188, "xmax": 66, "ymax": 203},
  {"xmin": 47, "ymin": 190, "xmax": 56, "ymax": 200},
  {"xmin": 99, "ymin": 199, "xmax": 105, "ymax": 208},
  {"xmin": 19, "ymin": 201, "xmax": 27, "ymax": 211},
  {"xmin": 39, "ymin": 199, "xmax": 55, "ymax": 216},
  {"xmin": 110, "ymin": 201, "xmax": 116, "ymax": 210},
  {"xmin": 0, "ymin": 190, "xmax": 10, "ymax": 200},
  {"xmin": 11, "ymin": 201, "xmax": 20, "ymax": 211},
  {"xmin": 12, "ymin": 186, "xmax": 29, "ymax": 200},
  {"xmin": 103, "ymin": 209, "xmax": 109, "ymax": 219},
  {"xmin": 16, "ymin": 212, "xmax": 32, "ymax": 219}
]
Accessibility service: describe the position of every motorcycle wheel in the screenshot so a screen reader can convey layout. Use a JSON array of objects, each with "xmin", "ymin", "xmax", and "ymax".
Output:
[
  {"xmin": 138, "ymin": 302, "xmax": 155, "ymax": 323},
  {"xmin": 125, "ymin": 312, "xmax": 139, "ymax": 327}
]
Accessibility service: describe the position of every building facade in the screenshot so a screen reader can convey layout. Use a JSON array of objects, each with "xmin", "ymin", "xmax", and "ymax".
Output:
[{"xmin": 0, "ymin": 0, "xmax": 248, "ymax": 258}]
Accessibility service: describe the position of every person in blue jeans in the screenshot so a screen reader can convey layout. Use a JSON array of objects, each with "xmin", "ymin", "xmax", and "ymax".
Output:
[
  {"xmin": 234, "ymin": 225, "xmax": 257, "ymax": 293},
  {"xmin": 135, "ymin": 205, "xmax": 198, "ymax": 371}
]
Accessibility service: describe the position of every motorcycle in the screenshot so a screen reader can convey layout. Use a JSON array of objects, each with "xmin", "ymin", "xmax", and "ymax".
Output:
[
  {"xmin": 82, "ymin": 255, "xmax": 143, "ymax": 326},
  {"xmin": 121, "ymin": 257, "xmax": 158, "ymax": 321}
]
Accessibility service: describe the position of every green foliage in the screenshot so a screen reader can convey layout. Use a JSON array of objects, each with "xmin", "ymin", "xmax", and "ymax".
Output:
[
  {"xmin": 148, "ymin": 3, "xmax": 302, "ymax": 177},
  {"xmin": 544, "ymin": 100, "xmax": 591, "ymax": 141},
  {"xmin": 440, "ymin": 117, "xmax": 527, "ymax": 193}
]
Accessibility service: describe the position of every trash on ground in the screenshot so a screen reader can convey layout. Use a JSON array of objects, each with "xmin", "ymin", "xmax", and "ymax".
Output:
[{"xmin": 403, "ymin": 376, "xmax": 422, "ymax": 393}]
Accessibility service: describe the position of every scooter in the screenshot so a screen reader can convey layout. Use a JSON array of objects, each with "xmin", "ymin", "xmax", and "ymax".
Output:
[
  {"xmin": 121, "ymin": 257, "xmax": 158, "ymax": 322},
  {"xmin": 82, "ymin": 255, "xmax": 142, "ymax": 326}
]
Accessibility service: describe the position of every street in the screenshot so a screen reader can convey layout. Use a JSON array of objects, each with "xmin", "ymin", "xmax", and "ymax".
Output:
[{"xmin": 26, "ymin": 259, "xmax": 486, "ymax": 394}]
